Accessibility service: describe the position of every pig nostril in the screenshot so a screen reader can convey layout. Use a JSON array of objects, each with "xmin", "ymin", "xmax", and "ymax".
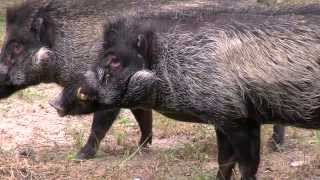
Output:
[
  {"xmin": 49, "ymin": 98, "xmax": 66, "ymax": 117},
  {"xmin": 56, "ymin": 109, "xmax": 66, "ymax": 117}
]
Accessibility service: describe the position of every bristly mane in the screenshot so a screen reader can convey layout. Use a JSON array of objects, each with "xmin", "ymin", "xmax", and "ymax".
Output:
[
  {"xmin": 131, "ymin": 3, "xmax": 320, "ymax": 23},
  {"xmin": 103, "ymin": 2, "xmax": 320, "ymax": 40}
]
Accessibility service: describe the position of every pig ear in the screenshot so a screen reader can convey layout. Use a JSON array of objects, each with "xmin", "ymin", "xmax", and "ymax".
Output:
[
  {"xmin": 136, "ymin": 32, "xmax": 154, "ymax": 68},
  {"xmin": 32, "ymin": 17, "xmax": 44, "ymax": 41},
  {"xmin": 31, "ymin": 16, "xmax": 55, "ymax": 48},
  {"xmin": 6, "ymin": 6, "xmax": 17, "ymax": 24},
  {"xmin": 136, "ymin": 34, "xmax": 146, "ymax": 50}
]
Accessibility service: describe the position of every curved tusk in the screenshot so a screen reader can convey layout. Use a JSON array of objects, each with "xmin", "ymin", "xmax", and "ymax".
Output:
[{"xmin": 76, "ymin": 87, "xmax": 88, "ymax": 101}]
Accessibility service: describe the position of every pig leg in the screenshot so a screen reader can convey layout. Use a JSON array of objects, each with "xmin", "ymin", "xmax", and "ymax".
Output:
[
  {"xmin": 76, "ymin": 109, "xmax": 120, "ymax": 159},
  {"xmin": 268, "ymin": 124, "xmax": 285, "ymax": 151},
  {"xmin": 76, "ymin": 109, "xmax": 153, "ymax": 159},
  {"xmin": 272, "ymin": 125, "xmax": 285, "ymax": 145},
  {"xmin": 228, "ymin": 120, "xmax": 261, "ymax": 180},
  {"xmin": 216, "ymin": 128, "xmax": 236, "ymax": 180},
  {"xmin": 131, "ymin": 109, "xmax": 153, "ymax": 146}
]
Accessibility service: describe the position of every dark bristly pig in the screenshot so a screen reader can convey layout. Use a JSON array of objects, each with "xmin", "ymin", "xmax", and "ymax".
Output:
[
  {"xmin": 2, "ymin": 0, "xmax": 317, "ymax": 159},
  {"xmin": 0, "ymin": 0, "xmax": 153, "ymax": 159},
  {"xmin": 51, "ymin": 4, "xmax": 320, "ymax": 180}
]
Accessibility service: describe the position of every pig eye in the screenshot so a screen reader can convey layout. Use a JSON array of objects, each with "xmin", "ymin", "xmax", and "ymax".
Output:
[
  {"xmin": 110, "ymin": 60, "xmax": 121, "ymax": 70},
  {"xmin": 11, "ymin": 42, "xmax": 23, "ymax": 55},
  {"xmin": 106, "ymin": 54, "xmax": 121, "ymax": 71}
]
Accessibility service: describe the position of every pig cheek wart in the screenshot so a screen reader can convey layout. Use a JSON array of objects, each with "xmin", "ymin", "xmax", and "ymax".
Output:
[{"xmin": 35, "ymin": 47, "xmax": 50, "ymax": 63}]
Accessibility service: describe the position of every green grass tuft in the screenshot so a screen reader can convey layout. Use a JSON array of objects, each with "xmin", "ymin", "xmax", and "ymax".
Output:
[
  {"xmin": 316, "ymin": 131, "xmax": 320, "ymax": 144},
  {"xmin": 15, "ymin": 88, "xmax": 49, "ymax": 103},
  {"xmin": 0, "ymin": 15, "xmax": 5, "ymax": 46}
]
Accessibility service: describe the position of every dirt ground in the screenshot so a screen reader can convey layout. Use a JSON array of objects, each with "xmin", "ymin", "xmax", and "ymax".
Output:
[{"xmin": 1, "ymin": 0, "xmax": 320, "ymax": 179}]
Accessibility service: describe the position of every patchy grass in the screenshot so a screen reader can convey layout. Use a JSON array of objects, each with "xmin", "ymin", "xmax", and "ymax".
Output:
[
  {"xmin": 1, "ymin": 124, "xmax": 319, "ymax": 179},
  {"xmin": 15, "ymin": 87, "xmax": 50, "ymax": 103},
  {"xmin": 315, "ymin": 131, "xmax": 320, "ymax": 144},
  {"xmin": 65, "ymin": 127, "xmax": 85, "ymax": 154}
]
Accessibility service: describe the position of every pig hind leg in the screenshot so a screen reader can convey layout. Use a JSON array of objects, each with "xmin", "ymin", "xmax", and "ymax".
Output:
[
  {"xmin": 216, "ymin": 128, "xmax": 237, "ymax": 180},
  {"xmin": 225, "ymin": 119, "xmax": 261, "ymax": 180}
]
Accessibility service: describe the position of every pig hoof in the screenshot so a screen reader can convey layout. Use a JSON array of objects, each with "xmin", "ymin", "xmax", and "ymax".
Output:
[
  {"xmin": 75, "ymin": 146, "xmax": 96, "ymax": 159},
  {"xmin": 267, "ymin": 139, "xmax": 283, "ymax": 152},
  {"xmin": 139, "ymin": 135, "xmax": 152, "ymax": 147}
]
